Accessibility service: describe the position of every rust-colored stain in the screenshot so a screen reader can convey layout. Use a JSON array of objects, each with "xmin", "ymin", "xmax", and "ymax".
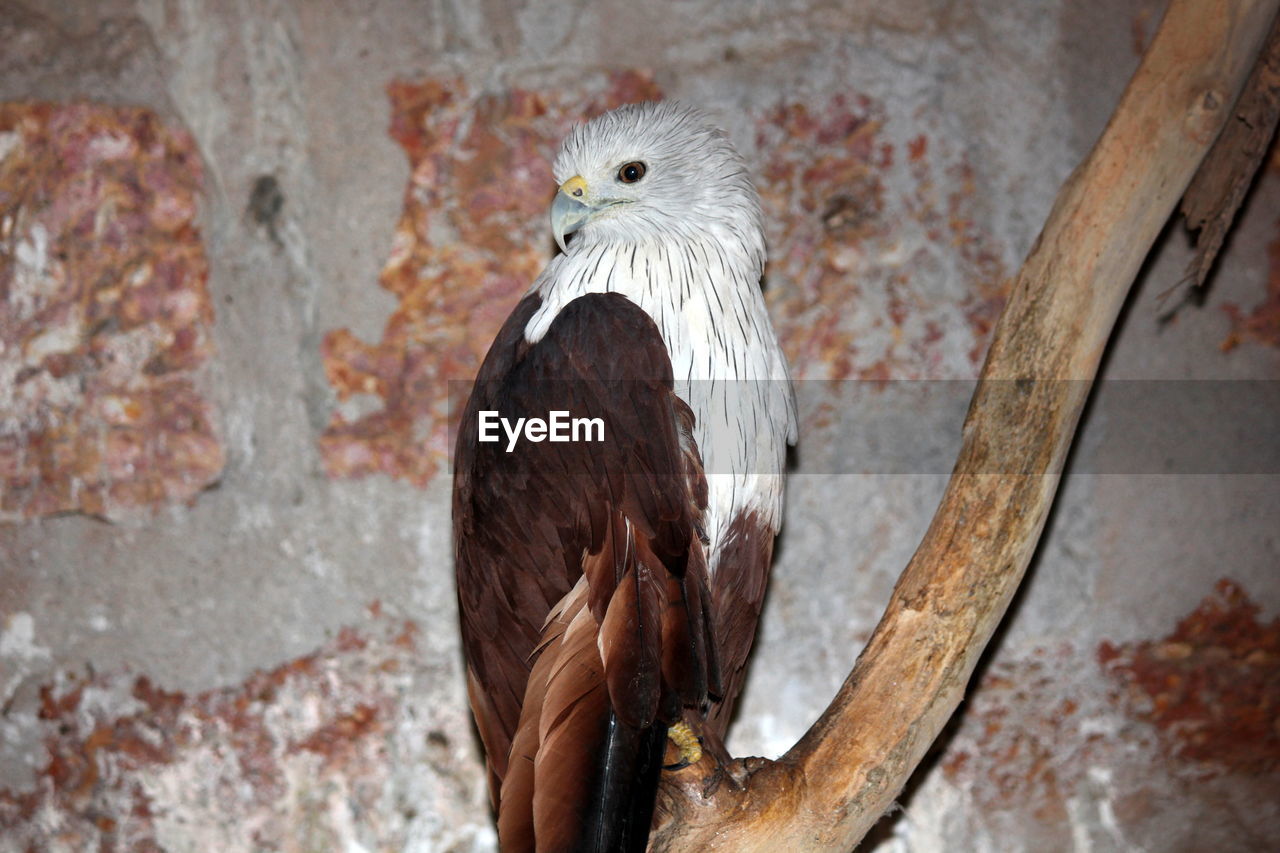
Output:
[
  {"xmin": 318, "ymin": 71, "xmax": 662, "ymax": 486},
  {"xmin": 940, "ymin": 645, "xmax": 1090, "ymax": 823},
  {"xmin": 0, "ymin": 619, "xmax": 422, "ymax": 850},
  {"xmin": 757, "ymin": 98, "xmax": 1009, "ymax": 380},
  {"xmin": 942, "ymin": 579, "xmax": 1278, "ymax": 829},
  {"xmin": 907, "ymin": 133, "xmax": 928, "ymax": 163},
  {"xmin": 1099, "ymin": 578, "xmax": 1280, "ymax": 775},
  {"xmin": 0, "ymin": 102, "xmax": 222, "ymax": 520},
  {"xmin": 946, "ymin": 160, "xmax": 1010, "ymax": 364},
  {"xmin": 756, "ymin": 95, "xmax": 889, "ymax": 381},
  {"xmin": 1221, "ymin": 215, "xmax": 1280, "ymax": 350}
]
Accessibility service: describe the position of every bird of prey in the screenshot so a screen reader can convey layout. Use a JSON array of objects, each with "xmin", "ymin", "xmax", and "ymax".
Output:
[{"xmin": 453, "ymin": 101, "xmax": 796, "ymax": 852}]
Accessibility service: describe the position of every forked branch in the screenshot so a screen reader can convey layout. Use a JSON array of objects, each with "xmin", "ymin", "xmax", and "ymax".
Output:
[{"xmin": 651, "ymin": 1, "xmax": 1280, "ymax": 849}]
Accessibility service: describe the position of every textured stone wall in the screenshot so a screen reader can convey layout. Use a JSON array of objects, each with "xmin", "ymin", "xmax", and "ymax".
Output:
[
  {"xmin": 0, "ymin": 102, "xmax": 221, "ymax": 521},
  {"xmin": 2, "ymin": 1, "xmax": 1277, "ymax": 850}
]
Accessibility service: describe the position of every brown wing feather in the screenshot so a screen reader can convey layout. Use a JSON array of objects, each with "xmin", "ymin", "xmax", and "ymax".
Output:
[
  {"xmin": 454, "ymin": 293, "xmax": 716, "ymax": 851},
  {"xmin": 529, "ymin": 584, "xmax": 608, "ymax": 848},
  {"xmin": 499, "ymin": 521, "xmax": 702, "ymax": 851}
]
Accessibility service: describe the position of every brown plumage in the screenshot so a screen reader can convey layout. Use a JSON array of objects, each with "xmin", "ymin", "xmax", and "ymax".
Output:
[
  {"xmin": 453, "ymin": 102, "xmax": 794, "ymax": 852},
  {"xmin": 454, "ymin": 293, "xmax": 725, "ymax": 851}
]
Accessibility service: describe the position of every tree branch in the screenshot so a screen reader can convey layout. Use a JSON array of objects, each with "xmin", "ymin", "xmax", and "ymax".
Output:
[{"xmin": 651, "ymin": 1, "xmax": 1280, "ymax": 849}]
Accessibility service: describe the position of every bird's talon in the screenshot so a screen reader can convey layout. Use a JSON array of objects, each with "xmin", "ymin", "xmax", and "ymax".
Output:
[{"xmin": 664, "ymin": 721, "xmax": 702, "ymax": 772}]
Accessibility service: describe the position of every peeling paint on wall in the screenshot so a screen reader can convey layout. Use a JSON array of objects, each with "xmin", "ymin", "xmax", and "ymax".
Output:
[
  {"xmin": 937, "ymin": 639, "xmax": 1135, "ymax": 841},
  {"xmin": 756, "ymin": 95, "xmax": 1010, "ymax": 381},
  {"xmin": 318, "ymin": 71, "xmax": 662, "ymax": 487},
  {"xmin": 0, "ymin": 103, "xmax": 222, "ymax": 521},
  {"xmin": 0, "ymin": 612, "xmax": 492, "ymax": 852},
  {"xmin": 923, "ymin": 578, "xmax": 1279, "ymax": 851},
  {"xmin": 1099, "ymin": 577, "xmax": 1280, "ymax": 775}
]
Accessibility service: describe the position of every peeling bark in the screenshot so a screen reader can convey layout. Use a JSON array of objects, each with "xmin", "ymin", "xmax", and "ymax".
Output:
[
  {"xmin": 1182, "ymin": 12, "xmax": 1280, "ymax": 291},
  {"xmin": 650, "ymin": 1, "xmax": 1280, "ymax": 850}
]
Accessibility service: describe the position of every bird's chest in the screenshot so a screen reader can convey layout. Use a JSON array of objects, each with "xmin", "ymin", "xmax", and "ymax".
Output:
[{"xmin": 525, "ymin": 241, "xmax": 789, "ymax": 563}]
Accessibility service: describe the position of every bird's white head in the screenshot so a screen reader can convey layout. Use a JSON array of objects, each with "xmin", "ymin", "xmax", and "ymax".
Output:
[{"xmin": 550, "ymin": 101, "xmax": 764, "ymax": 261}]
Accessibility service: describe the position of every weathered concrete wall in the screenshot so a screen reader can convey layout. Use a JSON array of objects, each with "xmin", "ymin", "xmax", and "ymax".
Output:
[{"xmin": 1, "ymin": 0, "xmax": 1277, "ymax": 850}]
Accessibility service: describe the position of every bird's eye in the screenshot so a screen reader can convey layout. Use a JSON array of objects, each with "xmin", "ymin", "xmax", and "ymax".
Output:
[{"xmin": 617, "ymin": 161, "xmax": 647, "ymax": 184}]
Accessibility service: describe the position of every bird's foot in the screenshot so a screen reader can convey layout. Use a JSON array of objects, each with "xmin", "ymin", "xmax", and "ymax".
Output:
[{"xmin": 662, "ymin": 721, "xmax": 703, "ymax": 771}]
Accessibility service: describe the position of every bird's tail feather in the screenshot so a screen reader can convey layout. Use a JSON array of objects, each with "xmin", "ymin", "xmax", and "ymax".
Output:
[
  {"xmin": 499, "ymin": 505, "xmax": 717, "ymax": 853},
  {"xmin": 499, "ymin": 578, "xmax": 668, "ymax": 853},
  {"xmin": 583, "ymin": 712, "xmax": 667, "ymax": 853}
]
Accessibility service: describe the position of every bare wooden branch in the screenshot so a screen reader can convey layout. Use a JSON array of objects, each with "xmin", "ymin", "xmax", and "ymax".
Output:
[
  {"xmin": 650, "ymin": 1, "xmax": 1280, "ymax": 850},
  {"xmin": 1182, "ymin": 11, "xmax": 1280, "ymax": 290}
]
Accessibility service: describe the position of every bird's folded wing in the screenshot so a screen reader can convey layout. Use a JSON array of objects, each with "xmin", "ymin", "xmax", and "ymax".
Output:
[{"xmin": 453, "ymin": 291, "xmax": 718, "ymax": 820}]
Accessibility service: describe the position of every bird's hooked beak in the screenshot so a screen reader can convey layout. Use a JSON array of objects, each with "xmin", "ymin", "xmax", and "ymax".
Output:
[{"xmin": 550, "ymin": 175, "xmax": 594, "ymax": 254}]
